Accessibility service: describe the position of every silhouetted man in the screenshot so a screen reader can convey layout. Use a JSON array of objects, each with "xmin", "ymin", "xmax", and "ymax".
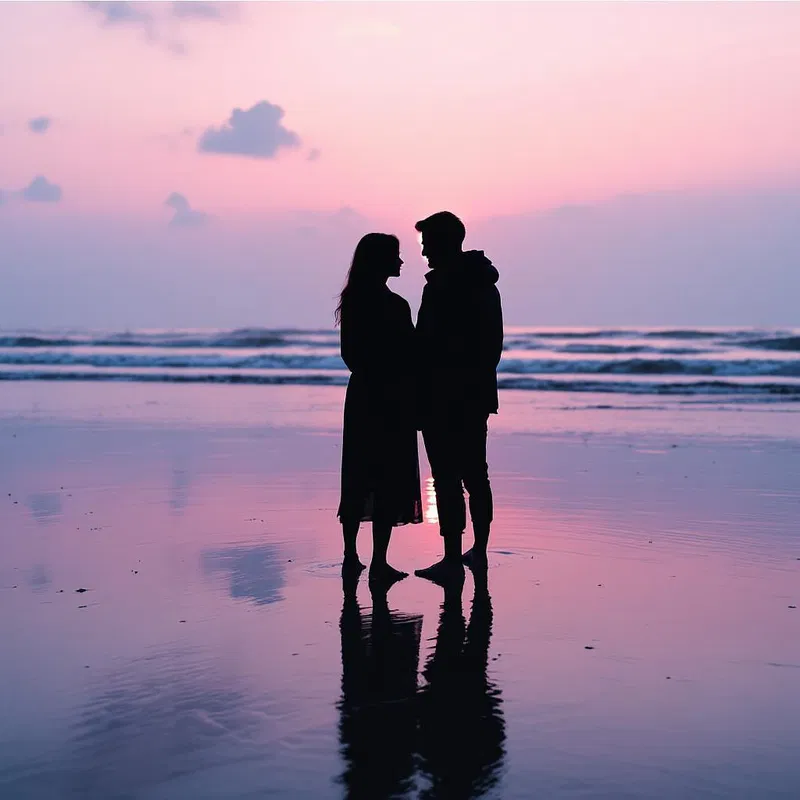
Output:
[{"xmin": 413, "ymin": 211, "xmax": 503, "ymax": 582}]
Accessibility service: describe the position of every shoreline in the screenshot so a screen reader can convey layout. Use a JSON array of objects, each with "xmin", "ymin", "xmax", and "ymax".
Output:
[{"xmin": 1, "ymin": 381, "xmax": 797, "ymax": 442}]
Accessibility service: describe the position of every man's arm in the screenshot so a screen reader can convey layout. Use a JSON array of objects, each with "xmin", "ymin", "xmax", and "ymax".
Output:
[{"xmin": 479, "ymin": 285, "xmax": 503, "ymax": 370}]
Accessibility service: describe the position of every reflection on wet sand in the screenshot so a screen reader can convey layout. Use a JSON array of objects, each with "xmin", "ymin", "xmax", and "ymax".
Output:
[
  {"xmin": 338, "ymin": 575, "xmax": 422, "ymax": 799},
  {"xmin": 337, "ymin": 573, "xmax": 505, "ymax": 800},
  {"xmin": 25, "ymin": 563, "xmax": 51, "ymax": 592},
  {"xmin": 27, "ymin": 491, "xmax": 62, "ymax": 523},
  {"xmin": 0, "ymin": 648, "xmax": 262, "ymax": 799},
  {"xmin": 68, "ymin": 649, "xmax": 257, "ymax": 798},
  {"xmin": 202, "ymin": 544, "xmax": 285, "ymax": 605},
  {"xmin": 418, "ymin": 572, "xmax": 506, "ymax": 800}
]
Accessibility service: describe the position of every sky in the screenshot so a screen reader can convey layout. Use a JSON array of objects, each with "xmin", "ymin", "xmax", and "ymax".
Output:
[{"xmin": 1, "ymin": 1, "xmax": 800, "ymax": 330}]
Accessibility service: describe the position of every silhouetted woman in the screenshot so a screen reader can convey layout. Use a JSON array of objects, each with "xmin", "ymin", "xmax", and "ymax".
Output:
[{"xmin": 336, "ymin": 233, "xmax": 422, "ymax": 582}]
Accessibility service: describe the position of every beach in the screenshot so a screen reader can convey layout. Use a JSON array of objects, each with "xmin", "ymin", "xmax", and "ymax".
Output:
[{"xmin": 1, "ymin": 380, "xmax": 799, "ymax": 798}]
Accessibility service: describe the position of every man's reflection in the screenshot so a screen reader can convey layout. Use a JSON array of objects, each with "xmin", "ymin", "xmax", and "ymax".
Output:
[
  {"xmin": 337, "ymin": 571, "xmax": 506, "ymax": 800},
  {"xmin": 417, "ymin": 570, "xmax": 506, "ymax": 799},
  {"xmin": 337, "ymin": 574, "xmax": 422, "ymax": 799}
]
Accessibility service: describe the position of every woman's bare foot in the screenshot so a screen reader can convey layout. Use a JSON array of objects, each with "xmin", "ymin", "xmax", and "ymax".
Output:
[{"xmin": 368, "ymin": 562, "xmax": 408, "ymax": 586}]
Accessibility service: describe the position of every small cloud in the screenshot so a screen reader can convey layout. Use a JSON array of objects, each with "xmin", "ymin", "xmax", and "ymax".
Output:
[
  {"xmin": 28, "ymin": 116, "xmax": 53, "ymax": 134},
  {"xmin": 84, "ymin": 1, "xmax": 155, "ymax": 33},
  {"xmin": 0, "ymin": 190, "xmax": 6, "ymax": 206},
  {"xmin": 306, "ymin": 148, "xmax": 321, "ymax": 162},
  {"xmin": 171, "ymin": 2, "xmax": 236, "ymax": 21},
  {"xmin": 21, "ymin": 176, "xmax": 63, "ymax": 203},
  {"xmin": 165, "ymin": 192, "xmax": 210, "ymax": 228},
  {"xmin": 83, "ymin": 1, "xmax": 237, "ymax": 54},
  {"xmin": 198, "ymin": 101, "xmax": 301, "ymax": 159}
]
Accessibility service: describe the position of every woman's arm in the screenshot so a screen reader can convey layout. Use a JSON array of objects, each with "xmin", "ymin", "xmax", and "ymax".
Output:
[{"xmin": 340, "ymin": 299, "xmax": 381, "ymax": 373}]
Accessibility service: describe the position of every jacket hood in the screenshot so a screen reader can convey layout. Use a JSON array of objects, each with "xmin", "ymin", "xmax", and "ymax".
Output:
[{"xmin": 425, "ymin": 250, "xmax": 499, "ymax": 285}]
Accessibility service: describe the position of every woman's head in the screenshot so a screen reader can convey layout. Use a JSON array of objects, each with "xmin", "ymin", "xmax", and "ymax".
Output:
[{"xmin": 335, "ymin": 233, "xmax": 403, "ymax": 325}]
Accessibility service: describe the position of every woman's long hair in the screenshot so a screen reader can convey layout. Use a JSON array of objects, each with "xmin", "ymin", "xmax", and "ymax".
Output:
[{"xmin": 335, "ymin": 233, "xmax": 399, "ymax": 326}]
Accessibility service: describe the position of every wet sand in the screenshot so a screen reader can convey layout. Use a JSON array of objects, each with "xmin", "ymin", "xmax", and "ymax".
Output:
[{"xmin": 1, "ymin": 383, "xmax": 799, "ymax": 799}]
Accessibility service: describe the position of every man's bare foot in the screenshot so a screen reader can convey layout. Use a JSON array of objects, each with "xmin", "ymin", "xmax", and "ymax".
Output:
[
  {"xmin": 462, "ymin": 547, "xmax": 488, "ymax": 570},
  {"xmin": 368, "ymin": 562, "xmax": 408, "ymax": 586},
  {"xmin": 342, "ymin": 554, "xmax": 366, "ymax": 576},
  {"xmin": 414, "ymin": 557, "xmax": 465, "ymax": 586}
]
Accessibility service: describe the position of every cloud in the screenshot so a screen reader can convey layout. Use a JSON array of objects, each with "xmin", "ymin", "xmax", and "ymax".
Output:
[
  {"xmin": 165, "ymin": 192, "xmax": 210, "ymax": 228},
  {"xmin": 21, "ymin": 176, "xmax": 63, "ymax": 203},
  {"xmin": 306, "ymin": 148, "xmax": 321, "ymax": 162},
  {"xmin": 198, "ymin": 101, "xmax": 301, "ymax": 159},
  {"xmin": 171, "ymin": 2, "xmax": 235, "ymax": 20},
  {"xmin": 83, "ymin": 1, "xmax": 237, "ymax": 54},
  {"xmin": 0, "ymin": 190, "xmax": 6, "ymax": 207},
  {"xmin": 28, "ymin": 116, "xmax": 52, "ymax": 134},
  {"xmin": 84, "ymin": 1, "xmax": 155, "ymax": 31}
]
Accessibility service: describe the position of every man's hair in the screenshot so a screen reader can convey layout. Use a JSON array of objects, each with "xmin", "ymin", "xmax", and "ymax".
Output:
[{"xmin": 414, "ymin": 211, "xmax": 466, "ymax": 246}]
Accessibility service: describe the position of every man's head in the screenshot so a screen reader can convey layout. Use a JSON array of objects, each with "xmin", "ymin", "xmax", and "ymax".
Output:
[{"xmin": 415, "ymin": 211, "xmax": 466, "ymax": 269}]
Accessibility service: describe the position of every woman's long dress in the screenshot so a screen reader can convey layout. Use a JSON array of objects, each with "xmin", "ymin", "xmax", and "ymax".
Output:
[{"xmin": 337, "ymin": 286, "xmax": 423, "ymax": 527}]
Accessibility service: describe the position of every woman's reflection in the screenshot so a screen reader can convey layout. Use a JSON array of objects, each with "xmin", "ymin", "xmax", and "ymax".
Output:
[
  {"xmin": 337, "ymin": 574, "xmax": 422, "ymax": 799},
  {"xmin": 337, "ymin": 570, "xmax": 506, "ymax": 800}
]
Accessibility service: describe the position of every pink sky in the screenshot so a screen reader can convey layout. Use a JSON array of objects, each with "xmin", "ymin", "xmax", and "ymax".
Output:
[{"xmin": 2, "ymin": 2, "xmax": 800, "ymax": 328}]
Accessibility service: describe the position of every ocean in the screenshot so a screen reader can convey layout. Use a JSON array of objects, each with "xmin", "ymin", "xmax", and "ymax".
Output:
[{"xmin": 1, "ymin": 327, "xmax": 798, "ymax": 403}]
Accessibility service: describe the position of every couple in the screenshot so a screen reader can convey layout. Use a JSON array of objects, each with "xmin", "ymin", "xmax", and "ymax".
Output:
[{"xmin": 336, "ymin": 211, "xmax": 503, "ymax": 584}]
